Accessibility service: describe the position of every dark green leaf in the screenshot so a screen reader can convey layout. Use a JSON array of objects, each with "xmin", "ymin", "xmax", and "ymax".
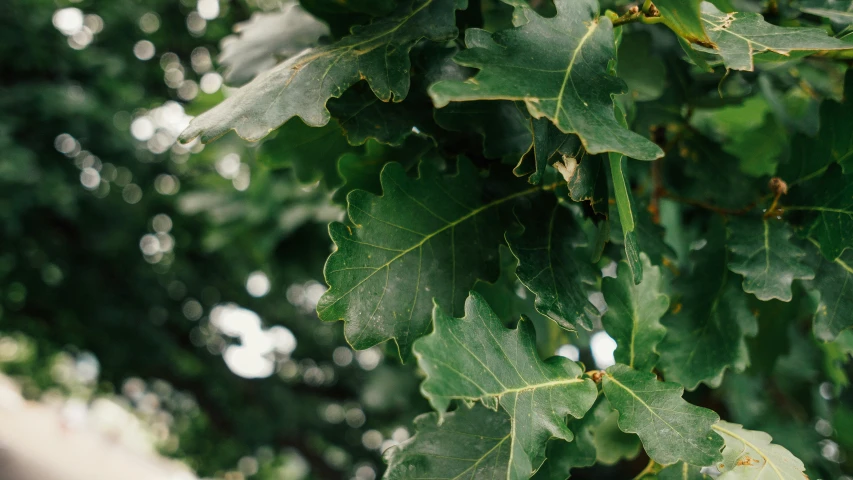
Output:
[
  {"xmin": 319, "ymin": 159, "xmax": 544, "ymax": 357},
  {"xmin": 514, "ymin": 118, "xmax": 572, "ymax": 184},
  {"xmin": 726, "ymin": 217, "xmax": 815, "ymax": 302},
  {"xmin": 257, "ymin": 117, "xmax": 354, "ymax": 188},
  {"xmin": 433, "ymin": 100, "xmax": 532, "ymax": 158},
  {"xmin": 609, "ymin": 150, "xmax": 643, "ymax": 284},
  {"xmin": 383, "ymin": 403, "xmax": 515, "ymax": 479},
  {"xmin": 658, "ymin": 221, "xmax": 757, "ymax": 389},
  {"xmin": 602, "ymin": 364, "xmax": 724, "ymax": 466},
  {"xmin": 333, "ymin": 137, "xmax": 433, "ymax": 204},
  {"xmin": 429, "ymin": 0, "xmax": 663, "ymax": 160},
  {"xmin": 413, "ymin": 293, "xmax": 598, "ymax": 477},
  {"xmin": 181, "ymin": 0, "xmax": 463, "ymax": 142},
  {"xmin": 506, "ymin": 196, "xmax": 600, "ymax": 331},
  {"xmin": 811, "ymin": 245, "xmax": 853, "ymax": 341},
  {"xmin": 602, "ymin": 253, "xmax": 670, "ymax": 372}
]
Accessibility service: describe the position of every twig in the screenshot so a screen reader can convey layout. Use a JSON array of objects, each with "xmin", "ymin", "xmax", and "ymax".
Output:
[
  {"xmin": 659, "ymin": 190, "xmax": 756, "ymax": 216},
  {"xmin": 631, "ymin": 458, "xmax": 658, "ymax": 480}
]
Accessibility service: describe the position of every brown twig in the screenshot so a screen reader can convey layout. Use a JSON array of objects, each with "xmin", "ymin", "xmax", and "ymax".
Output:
[{"xmin": 659, "ymin": 190, "xmax": 757, "ymax": 216}]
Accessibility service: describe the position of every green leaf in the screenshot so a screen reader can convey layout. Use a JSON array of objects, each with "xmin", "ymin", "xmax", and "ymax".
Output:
[
  {"xmin": 318, "ymin": 159, "xmax": 543, "ymax": 357},
  {"xmin": 778, "ymin": 70, "xmax": 853, "ymax": 184},
  {"xmin": 333, "ymin": 137, "xmax": 433, "ymax": 204},
  {"xmin": 563, "ymin": 153, "xmax": 609, "ymax": 216},
  {"xmin": 609, "ymin": 150, "xmax": 643, "ymax": 284},
  {"xmin": 800, "ymin": 7, "xmax": 853, "ymax": 27},
  {"xmin": 413, "ymin": 292, "xmax": 598, "ymax": 477},
  {"xmin": 811, "ymin": 245, "xmax": 853, "ymax": 341},
  {"xmin": 506, "ymin": 196, "xmax": 600, "ymax": 332},
  {"xmin": 590, "ymin": 399, "xmax": 642, "ymax": 465},
  {"xmin": 658, "ymin": 221, "xmax": 757, "ymax": 389},
  {"xmin": 726, "ymin": 217, "xmax": 815, "ymax": 302},
  {"xmin": 617, "ymin": 32, "xmax": 667, "ymax": 102},
  {"xmin": 327, "ymin": 87, "xmax": 431, "ymax": 146},
  {"xmin": 601, "ymin": 364, "xmax": 724, "ymax": 466},
  {"xmin": 428, "ymin": 0, "xmax": 663, "ymax": 160},
  {"xmin": 257, "ymin": 117, "xmax": 354, "ymax": 188},
  {"xmin": 532, "ymin": 405, "xmax": 598, "ymax": 480},
  {"xmin": 657, "ymin": 462, "xmax": 709, "ymax": 480},
  {"xmin": 655, "ymin": 0, "xmax": 713, "ymax": 47},
  {"xmin": 383, "ymin": 403, "xmax": 516, "ymax": 479},
  {"xmin": 433, "ymin": 100, "xmax": 533, "ymax": 158},
  {"xmin": 217, "ymin": 5, "xmax": 329, "ymax": 86},
  {"xmin": 788, "ymin": 165, "xmax": 853, "ymax": 260},
  {"xmin": 601, "ymin": 253, "xmax": 669, "ymax": 372},
  {"xmin": 514, "ymin": 118, "xmax": 573, "ymax": 184},
  {"xmin": 695, "ymin": 2, "xmax": 853, "ymax": 71},
  {"xmin": 181, "ymin": 0, "xmax": 463, "ymax": 143},
  {"xmin": 712, "ymin": 421, "xmax": 807, "ymax": 480}
]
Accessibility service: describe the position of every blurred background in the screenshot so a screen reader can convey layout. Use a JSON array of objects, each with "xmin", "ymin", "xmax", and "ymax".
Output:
[{"xmin": 1, "ymin": 0, "xmax": 851, "ymax": 479}]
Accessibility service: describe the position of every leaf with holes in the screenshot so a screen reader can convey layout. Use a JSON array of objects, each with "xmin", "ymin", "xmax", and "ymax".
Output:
[
  {"xmin": 413, "ymin": 293, "xmax": 598, "ymax": 478},
  {"xmin": 429, "ymin": 0, "xmax": 663, "ymax": 160},
  {"xmin": 602, "ymin": 364, "xmax": 724, "ymax": 466},
  {"xmin": 181, "ymin": 0, "xmax": 463, "ymax": 143},
  {"xmin": 726, "ymin": 217, "xmax": 815, "ymax": 302}
]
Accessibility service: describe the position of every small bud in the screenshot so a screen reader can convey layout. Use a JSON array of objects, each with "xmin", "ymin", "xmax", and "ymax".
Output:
[
  {"xmin": 647, "ymin": 5, "xmax": 661, "ymax": 16},
  {"xmin": 590, "ymin": 371, "xmax": 603, "ymax": 383},
  {"xmin": 628, "ymin": 5, "xmax": 640, "ymax": 14},
  {"xmin": 768, "ymin": 177, "xmax": 788, "ymax": 196}
]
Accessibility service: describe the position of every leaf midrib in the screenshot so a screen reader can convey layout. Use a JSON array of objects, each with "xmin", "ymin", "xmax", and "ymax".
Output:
[
  {"xmin": 711, "ymin": 424, "xmax": 786, "ymax": 479},
  {"xmin": 320, "ymin": 182, "xmax": 554, "ymax": 315}
]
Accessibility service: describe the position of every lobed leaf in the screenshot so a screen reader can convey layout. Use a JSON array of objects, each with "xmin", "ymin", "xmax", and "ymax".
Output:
[
  {"xmin": 601, "ymin": 253, "xmax": 670, "ymax": 372},
  {"xmin": 811, "ymin": 244, "xmax": 853, "ymax": 341},
  {"xmin": 181, "ymin": 0, "xmax": 464, "ymax": 143},
  {"xmin": 726, "ymin": 217, "xmax": 815, "ymax": 302},
  {"xmin": 506, "ymin": 196, "xmax": 600, "ymax": 332},
  {"xmin": 712, "ymin": 421, "xmax": 807, "ymax": 480},
  {"xmin": 602, "ymin": 364, "xmax": 724, "ymax": 466},
  {"xmin": 655, "ymin": 0, "xmax": 714, "ymax": 46},
  {"xmin": 413, "ymin": 293, "xmax": 598, "ymax": 478},
  {"xmin": 429, "ymin": 0, "xmax": 663, "ymax": 160},
  {"xmin": 383, "ymin": 403, "xmax": 516, "ymax": 479},
  {"xmin": 695, "ymin": 2, "xmax": 853, "ymax": 71},
  {"xmin": 318, "ymin": 159, "xmax": 543, "ymax": 358}
]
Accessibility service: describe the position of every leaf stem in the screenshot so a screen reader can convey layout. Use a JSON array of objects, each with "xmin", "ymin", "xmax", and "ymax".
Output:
[{"xmin": 630, "ymin": 458, "xmax": 659, "ymax": 480}]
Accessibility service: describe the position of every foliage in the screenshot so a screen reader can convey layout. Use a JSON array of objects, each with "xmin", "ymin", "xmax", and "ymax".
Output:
[{"xmin": 4, "ymin": 0, "xmax": 853, "ymax": 479}]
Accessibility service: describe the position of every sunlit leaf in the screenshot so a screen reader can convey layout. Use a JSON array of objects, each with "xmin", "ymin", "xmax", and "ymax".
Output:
[
  {"xmin": 712, "ymin": 421, "xmax": 807, "ymax": 480},
  {"xmin": 655, "ymin": 0, "xmax": 713, "ymax": 46},
  {"xmin": 218, "ymin": 4, "xmax": 330, "ymax": 86},
  {"xmin": 181, "ymin": 0, "xmax": 463, "ymax": 143}
]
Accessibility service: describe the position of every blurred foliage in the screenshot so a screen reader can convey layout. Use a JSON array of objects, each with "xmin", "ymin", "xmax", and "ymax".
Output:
[{"xmin": 1, "ymin": 0, "xmax": 852, "ymax": 479}]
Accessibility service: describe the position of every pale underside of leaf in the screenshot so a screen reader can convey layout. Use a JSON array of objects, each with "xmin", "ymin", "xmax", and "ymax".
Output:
[
  {"xmin": 181, "ymin": 0, "xmax": 462, "ymax": 143},
  {"xmin": 697, "ymin": 1, "xmax": 853, "ymax": 71},
  {"xmin": 712, "ymin": 421, "xmax": 807, "ymax": 480}
]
